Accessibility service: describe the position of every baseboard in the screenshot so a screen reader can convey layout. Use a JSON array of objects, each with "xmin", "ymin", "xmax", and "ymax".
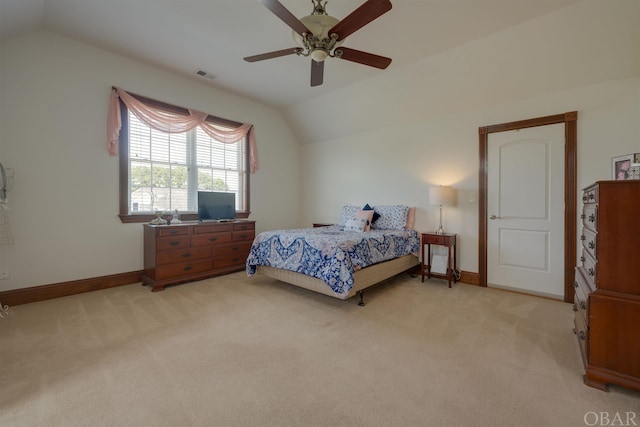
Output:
[
  {"xmin": 0, "ymin": 271, "xmax": 143, "ymax": 306},
  {"xmin": 459, "ymin": 271, "xmax": 479, "ymax": 286},
  {"xmin": 0, "ymin": 269, "xmax": 481, "ymax": 307}
]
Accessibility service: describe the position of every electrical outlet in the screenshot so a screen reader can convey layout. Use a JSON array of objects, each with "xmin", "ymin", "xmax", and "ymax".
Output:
[{"xmin": 0, "ymin": 272, "xmax": 9, "ymax": 280}]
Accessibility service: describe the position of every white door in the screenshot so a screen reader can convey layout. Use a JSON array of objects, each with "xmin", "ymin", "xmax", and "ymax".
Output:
[{"xmin": 487, "ymin": 124, "xmax": 565, "ymax": 299}]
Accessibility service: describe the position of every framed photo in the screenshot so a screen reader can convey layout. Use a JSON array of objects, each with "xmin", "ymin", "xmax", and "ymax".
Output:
[{"xmin": 612, "ymin": 154, "xmax": 633, "ymax": 180}]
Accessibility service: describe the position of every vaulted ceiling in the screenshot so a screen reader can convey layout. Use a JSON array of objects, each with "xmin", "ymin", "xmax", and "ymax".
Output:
[
  {"xmin": 1, "ymin": 0, "xmax": 580, "ymax": 108},
  {"xmin": 3, "ymin": 0, "xmax": 639, "ymax": 145}
]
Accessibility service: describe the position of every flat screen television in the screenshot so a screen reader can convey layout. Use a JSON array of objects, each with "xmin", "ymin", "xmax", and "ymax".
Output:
[{"xmin": 197, "ymin": 191, "xmax": 236, "ymax": 222}]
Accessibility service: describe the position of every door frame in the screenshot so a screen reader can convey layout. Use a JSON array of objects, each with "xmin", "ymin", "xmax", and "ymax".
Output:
[{"xmin": 478, "ymin": 112, "xmax": 577, "ymax": 303}]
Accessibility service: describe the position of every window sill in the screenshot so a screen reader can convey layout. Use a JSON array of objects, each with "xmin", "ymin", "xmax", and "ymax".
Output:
[{"xmin": 118, "ymin": 212, "xmax": 250, "ymax": 224}]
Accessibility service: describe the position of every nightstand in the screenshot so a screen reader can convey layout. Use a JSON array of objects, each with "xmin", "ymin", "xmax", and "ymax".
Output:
[{"xmin": 421, "ymin": 232, "xmax": 458, "ymax": 287}]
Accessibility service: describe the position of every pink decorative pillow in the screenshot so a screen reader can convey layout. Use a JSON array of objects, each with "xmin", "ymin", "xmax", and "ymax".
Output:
[{"xmin": 355, "ymin": 209, "xmax": 375, "ymax": 231}]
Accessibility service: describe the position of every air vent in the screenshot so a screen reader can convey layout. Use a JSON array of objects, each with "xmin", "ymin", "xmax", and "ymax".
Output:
[{"xmin": 195, "ymin": 69, "xmax": 215, "ymax": 80}]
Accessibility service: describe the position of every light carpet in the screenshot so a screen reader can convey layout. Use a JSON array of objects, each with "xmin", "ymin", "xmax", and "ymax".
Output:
[{"xmin": 1, "ymin": 272, "xmax": 638, "ymax": 426}]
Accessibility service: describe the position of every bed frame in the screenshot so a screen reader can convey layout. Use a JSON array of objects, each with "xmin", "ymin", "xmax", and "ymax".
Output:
[{"xmin": 256, "ymin": 254, "xmax": 419, "ymax": 306}]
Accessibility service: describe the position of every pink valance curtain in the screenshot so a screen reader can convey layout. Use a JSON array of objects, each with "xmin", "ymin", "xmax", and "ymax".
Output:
[{"xmin": 107, "ymin": 87, "xmax": 258, "ymax": 173}]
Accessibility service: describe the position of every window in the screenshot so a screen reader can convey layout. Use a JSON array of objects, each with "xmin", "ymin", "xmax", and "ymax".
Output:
[{"xmin": 118, "ymin": 97, "xmax": 250, "ymax": 223}]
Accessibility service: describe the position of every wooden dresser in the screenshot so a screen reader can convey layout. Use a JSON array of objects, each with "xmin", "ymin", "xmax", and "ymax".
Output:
[
  {"xmin": 573, "ymin": 181, "xmax": 640, "ymax": 392},
  {"xmin": 142, "ymin": 220, "xmax": 255, "ymax": 291}
]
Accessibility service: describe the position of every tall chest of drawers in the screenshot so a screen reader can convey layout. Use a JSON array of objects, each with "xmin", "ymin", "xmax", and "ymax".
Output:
[
  {"xmin": 574, "ymin": 181, "xmax": 640, "ymax": 392},
  {"xmin": 142, "ymin": 221, "xmax": 255, "ymax": 292}
]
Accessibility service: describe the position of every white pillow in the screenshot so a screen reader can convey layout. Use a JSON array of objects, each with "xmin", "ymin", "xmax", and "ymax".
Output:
[
  {"xmin": 371, "ymin": 205, "xmax": 410, "ymax": 230},
  {"xmin": 338, "ymin": 205, "xmax": 359, "ymax": 226},
  {"xmin": 344, "ymin": 217, "xmax": 368, "ymax": 232}
]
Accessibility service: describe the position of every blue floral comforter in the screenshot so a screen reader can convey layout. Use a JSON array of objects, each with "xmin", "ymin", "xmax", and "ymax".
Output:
[{"xmin": 246, "ymin": 226, "xmax": 420, "ymax": 296}]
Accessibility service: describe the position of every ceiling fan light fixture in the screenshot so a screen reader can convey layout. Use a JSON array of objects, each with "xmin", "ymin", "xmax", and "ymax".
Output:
[
  {"xmin": 298, "ymin": 13, "xmax": 339, "ymax": 40},
  {"xmin": 292, "ymin": 1, "xmax": 341, "ymax": 52},
  {"xmin": 310, "ymin": 49, "xmax": 328, "ymax": 62},
  {"xmin": 246, "ymin": 0, "xmax": 393, "ymax": 87}
]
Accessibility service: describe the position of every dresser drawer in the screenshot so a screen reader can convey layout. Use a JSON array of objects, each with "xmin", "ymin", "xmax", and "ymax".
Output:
[
  {"xmin": 574, "ymin": 297, "xmax": 588, "ymax": 363},
  {"xmin": 574, "ymin": 270, "xmax": 590, "ymax": 319},
  {"xmin": 575, "ymin": 263, "xmax": 594, "ymax": 294},
  {"xmin": 233, "ymin": 230, "xmax": 255, "ymax": 242},
  {"xmin": 581, "ymin": 205, "xmax": 597, "ymax": 232},
  {"xmin": 581, "ymin": 227, "xmax": 597, "ymax": 260},
  {"xmin": 193, "ymin": 224, "xmax": 233, "ymax": 233},
  {"xmin": 158, "ymin": 227, "xmax": 189, "ymax": 237},
  {"xmin": 191, "ymin": 232, "xmax": 232, "ymax": 247},
  {"xmin": 155, "ymin": 258, "xmax": 212, "ymax": 280},
  {"xmin": 214, "ymin": 254, "xmax": 248, "ymax": 268},
  {"xmin": 580, "ymin": 251, "xmax": 597, "ymax": 288},
  {"xmin": 233, "ymin": 222, "xmax": 255, "ymax": 232},
  {"xmin": 582, "ymin": 186, "xmax": 598, "ymax": 204},
  {"xmin": 213, "ymin": 241, "xmax": 252, "ymax": 258},
  {"xmin": 156, "ymin": 246, "xmax": 211, "ymax": 265},
  {"xmin": 157, "ymin": 235, "xmax": 190, "ymax": 251},
  {"xmin": 423, "ymin": 234, "xmax": 455, "ymax": 245}
]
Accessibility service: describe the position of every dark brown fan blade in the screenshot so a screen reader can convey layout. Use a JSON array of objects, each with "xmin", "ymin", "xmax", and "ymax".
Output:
[
  {"xmin": 259, "ymin": 0, "xmax": 311, "ymax": 36},
  {"xmin": 336, "ymin": 47, "xmax": 391, "ymax": 69},
  {"xmin": 244, "ymin": 48, "xmax": 300, "ymax": 62},
  {"xmin": 328, "ymin": 0, "xmax": 392, "ymax": 41},
  {"xmin": 310, "ymin": 60, "xmax": 324, "ymax": 87}
]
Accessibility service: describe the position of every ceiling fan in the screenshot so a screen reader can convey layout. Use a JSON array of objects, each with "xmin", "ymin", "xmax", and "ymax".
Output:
[{"xmin": 244, "ymin": 0, "xmax": 392, "ymax": 87}]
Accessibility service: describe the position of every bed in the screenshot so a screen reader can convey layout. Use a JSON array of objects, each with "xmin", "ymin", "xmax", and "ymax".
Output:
[{"xmin": 246, "ymin": 205, "xmax": 420, "ymax": 305}]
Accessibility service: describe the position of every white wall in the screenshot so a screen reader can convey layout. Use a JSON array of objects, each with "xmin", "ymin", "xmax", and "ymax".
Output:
[
  {"xmin": 296, "ymin": 0, "xmax": 640, "ymax": 276},
  {"xmin": 0, "ymin": 31, "xmax": 301, "ymax": 291},
  {"xmin": 284, "ymin": 0, "xmax": 640, "ymax": 145},
  {"xmin": 1, "ymin": 1, "xmax": 639, "ymax": 293},
  {"xmin": 300, "ymin": 76, "xmax": 640, "ymax": 274}
]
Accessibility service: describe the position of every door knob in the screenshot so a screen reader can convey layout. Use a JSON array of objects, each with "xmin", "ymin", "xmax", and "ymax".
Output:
[{"xmin": 489, "ymin": 215, "xmax": 500, "ymax": 220}]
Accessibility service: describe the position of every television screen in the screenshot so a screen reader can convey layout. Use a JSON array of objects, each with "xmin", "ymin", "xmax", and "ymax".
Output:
[{"xmin": 197, "ymin": 191, "xmax": 236, "ymax": 221}]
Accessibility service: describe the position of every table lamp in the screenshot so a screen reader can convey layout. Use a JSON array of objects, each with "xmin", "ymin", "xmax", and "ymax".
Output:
[{"xmin": 430, "ymin": 185, "xmax": 456, "ymax": 234}]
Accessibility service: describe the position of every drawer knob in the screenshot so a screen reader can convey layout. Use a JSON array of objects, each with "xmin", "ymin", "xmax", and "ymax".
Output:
[
  {"xmin": 169, "ymin": 241, "xmax": 180, "ymax": 246},
  {"xmin": 181, "ymin": 253, "xmax": 192, "ymax": 258},
  {"xmin": 209, "ymin": 237, "xmax": 218, "ymax": 242},
  {"xmin": 183, "ymin": 266, "xmax": 192, "ymax": 271}
]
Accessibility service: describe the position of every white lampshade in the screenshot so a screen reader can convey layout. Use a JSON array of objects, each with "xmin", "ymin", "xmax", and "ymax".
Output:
[{"xmin": 429, "ymin": 186, "xmax": 456, "ymax": 206}]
